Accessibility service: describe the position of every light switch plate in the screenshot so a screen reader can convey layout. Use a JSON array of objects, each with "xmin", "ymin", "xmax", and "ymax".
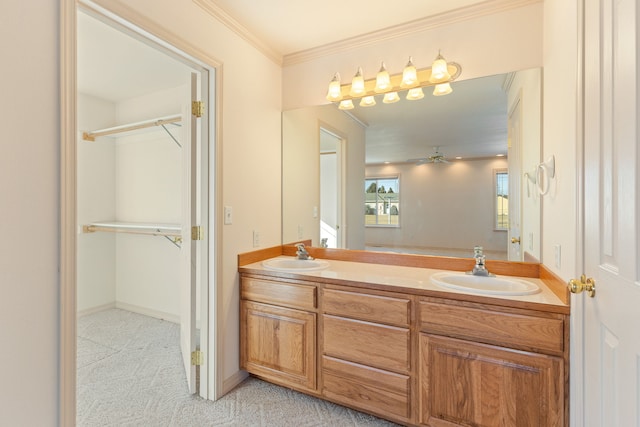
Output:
[{"xmin": 224, "ymin": 206, "xmax": 233, "ymax": 225}]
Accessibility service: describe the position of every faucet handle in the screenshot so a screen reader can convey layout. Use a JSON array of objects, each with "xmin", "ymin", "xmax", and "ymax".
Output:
[{"xmin": 473, "ymin": 245, "xmax": 483, "ymax": 257}]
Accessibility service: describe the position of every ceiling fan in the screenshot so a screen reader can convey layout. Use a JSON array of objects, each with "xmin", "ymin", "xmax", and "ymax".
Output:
[{"xmin": 408, "ymin": 147, "xmax": 451, "ymax": 165}]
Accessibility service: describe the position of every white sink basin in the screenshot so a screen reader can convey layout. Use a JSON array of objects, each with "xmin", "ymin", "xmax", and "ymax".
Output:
[
  {"xmin": 262, "ymin": 258, "xmax": 330, "ymax": 272},
  {"xmin": 431, "ymin": 272, "xmax": 540, "ymax": 296}
]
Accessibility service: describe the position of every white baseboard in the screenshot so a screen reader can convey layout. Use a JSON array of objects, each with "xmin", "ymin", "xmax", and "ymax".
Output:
[
  {"xmin": 115, "ymin": 301, "xmax": 180, "ymax": 324},
  {"xmin": 77, "ymin": 302, "xmax": 116, "ymax": 317},
  {"xmin": 222, "ymin": 370, "xmax": 249, "ymax": 395}
]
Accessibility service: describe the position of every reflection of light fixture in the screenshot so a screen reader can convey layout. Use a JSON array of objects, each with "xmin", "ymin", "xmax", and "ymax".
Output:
[
  {"xmin": 497, "ymin": 154, "xmax": 505, "ymax": 157},
  {"xmin": 383, "ymin": 92, "xmax": 400, "ymax": 103},
  {"xmin": 433, "ymin": 82, "xmax": 452, "ymax": 96},
  {"xmin": 406, "ymin": 87, "xmax": 424, "ymax": 100},
  {"xmin": 349, "ymin": 68, "xmax": 365, "ymax": 97},
  {"xmin": 338, "ymin": 99, "xmax": 354, "ymax": 110},
  {"xmin": 360, "ymin": 96, "xmax": 376, "ymax": 107},
  {"xmin": 326, "ymin": 51, "xmax": 461, "ymax": 107}
]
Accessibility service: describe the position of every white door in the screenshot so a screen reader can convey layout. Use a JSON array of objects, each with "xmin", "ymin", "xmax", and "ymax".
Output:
[
  {"xmin": 320, "ymin": 128, "xmax": 343, "ymax": 248},
  {"xmin": 507, "ymin": 98, "xmax": 522, "ymax": 261},
  {"xmin": 180, "ymin": 72, "xmax": 201, "ymax": 394},
  {"xmin": 580, "ymin": 0, "xmax": 640, "ymax": 424}
]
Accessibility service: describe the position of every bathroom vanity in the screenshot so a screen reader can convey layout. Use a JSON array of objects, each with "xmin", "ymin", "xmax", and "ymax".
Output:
[{"xmin": 238, "ymin": 247, "xmax": 569, "ymax": 426}]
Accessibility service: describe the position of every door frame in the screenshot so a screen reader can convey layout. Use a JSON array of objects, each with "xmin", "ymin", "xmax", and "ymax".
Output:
[
  {"xmin": 570, "ymin": 0, "xmax": 586, "ymax": 425},
  {"xmin": 60, "ymin": 0, "xmax": 224, "ymax": 424}
]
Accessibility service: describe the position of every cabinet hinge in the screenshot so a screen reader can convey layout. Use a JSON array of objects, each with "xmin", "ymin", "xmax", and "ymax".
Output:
[
  {"xmin": 191, "ymin": 350, "xmax": 204, "ymax": 366},
  {"xmin": 192, "ymin": 101, "xmax": 205, "ymax": 118},
  {"xmin": 191, "ymin": 226, "xmax": 204, "ymax": 241}
]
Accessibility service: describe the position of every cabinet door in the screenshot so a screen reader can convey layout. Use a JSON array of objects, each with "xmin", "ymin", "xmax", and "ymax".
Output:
[
  {"xmin": 241, "ymin": 301, "xmax": 316, "ymax": 391},
  {"xmin": 420, "ymin": 334, "xmax": 564, "ymax": 427}
]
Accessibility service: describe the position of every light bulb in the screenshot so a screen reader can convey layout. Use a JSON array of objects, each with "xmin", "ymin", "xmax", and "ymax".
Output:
[
  {"xmin": 429, "ymin": 52, "xmax": 451, "ymax": 84},
  {"xmin": 326, "ymin": 72, "xmax": 342, "ymax": 101},
  {"xmin": 406, "ymin": 87, "xmax": 424, "ymax": 100},
  {"xmin": 375, "ymin": 62, "xmax": 391, "ymax": 93},
  {"xmin": 401, "ymin": 57, "xmax": 418, "ymax": 88},
  {"xmin": 349, "ymin": 67, "xmax": 366, "ymax": 97},
  {"xmin": 383, "ymin": 92, "xmax": 400, "ymax": 104},
  {"xmin": 338, "ymin": 99, "xmax": 354, "ymax": 110},
  {"xmin": 433, "ymin": 82, "xmax": 452, "ymax": 96},
  {"xmin": 360, "ymin": 96, "xmax": 376, "ymax": 107}
]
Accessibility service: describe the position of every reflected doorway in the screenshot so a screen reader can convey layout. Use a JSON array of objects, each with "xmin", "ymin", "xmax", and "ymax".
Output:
[{"xmin": 319, "ymin": 128, "xmax": 344, "ymax": 248}]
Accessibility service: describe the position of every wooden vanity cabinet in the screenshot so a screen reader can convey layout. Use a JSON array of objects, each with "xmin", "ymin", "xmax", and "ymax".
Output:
[
  {"xmin": 239, "ymin": 272, "xmax": 569, "ymax": 426},
  {"xmin": 321, "ymin": 287, "xmax": 414, "ymax": 424},
  {"xmin": 240, "ymin": 275, "xmax": 318, "ymax": 392},
  {"xmin": 418, "ymin": 297, "xmax": 566, "ymax": 427}
]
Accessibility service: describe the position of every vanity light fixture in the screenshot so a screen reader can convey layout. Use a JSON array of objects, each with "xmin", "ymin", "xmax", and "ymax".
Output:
[{"xmin": 327, "ymin": 52, "xmax": 461, "ymax": 110}]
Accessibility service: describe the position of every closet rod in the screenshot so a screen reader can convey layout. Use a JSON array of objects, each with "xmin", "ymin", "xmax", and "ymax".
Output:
[{"xmin": 82, "ymin": 114, "xmax": 182, "ymax": 141}]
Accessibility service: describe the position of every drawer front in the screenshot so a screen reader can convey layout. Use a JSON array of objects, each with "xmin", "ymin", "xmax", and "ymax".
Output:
[
  {"xmin": 323, "ymin": 288, "xmax": 410, "ymax": 327},
  {"xmin": 323, "ymin": 367, "xmax": 410, "ymax": 420},
  {"xmin": 241, "ymin": 276, "xmax": 316, "ymax": 311},
  {"xmin": 323, "ymin": 314, "xmax": 410, "ymax": 373},
  {"xmin": 419, "ymin": 300, "xmax": 564, "ymax": 355}
]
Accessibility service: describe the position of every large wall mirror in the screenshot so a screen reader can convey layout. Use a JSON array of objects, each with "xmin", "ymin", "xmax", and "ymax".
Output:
[{"xmin": 283, "ymin": 68, "xmax": 542, "ymax": 262}]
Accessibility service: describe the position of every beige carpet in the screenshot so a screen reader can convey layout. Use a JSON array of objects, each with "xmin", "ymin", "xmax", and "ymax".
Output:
[{"xmin": 77, "ymin": 308, "xmax": 399, "ymax": 426}]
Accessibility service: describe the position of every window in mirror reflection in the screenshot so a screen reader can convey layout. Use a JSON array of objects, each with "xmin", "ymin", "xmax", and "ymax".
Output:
[
  {"xmin": 495, "ymin": 169, "xmax": 509, "ymax": 230},
  {"xmin": 365, "ymin": 177, "xmax": 400, "ymax": 227}
]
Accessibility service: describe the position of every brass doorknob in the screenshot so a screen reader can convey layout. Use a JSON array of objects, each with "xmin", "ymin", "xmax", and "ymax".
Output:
[
  {"xmin": 568, "ymin": 274, "xmax": 596, "ymax": 297},
  {"xmin": 511, "ymin": 237, "xmax": 520, "ymax": 244}
]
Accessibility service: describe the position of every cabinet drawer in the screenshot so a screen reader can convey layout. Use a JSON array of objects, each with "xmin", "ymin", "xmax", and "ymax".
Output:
[
  {"xmin": 323, "ymin": 314, "xmax": 410, "ymax": 373},
  {"xmin": 419, "ymin": 299, "xmax": 564, "ymax": 355},
  {"xmin": 241, "ymin": 276, "xmax": 316, "ymax": 311},
  {"xmin": 323, "ymin": 356, "xmax": 410, "ymax": 420},
  {"xmin": 323, "ymin": 288, "xmax": 410, "ymax": 327}
]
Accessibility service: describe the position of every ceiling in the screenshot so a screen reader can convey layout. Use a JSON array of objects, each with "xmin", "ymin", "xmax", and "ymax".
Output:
[{"xmin": 78, "ymin": 2, "xmax": 512, "ymax": 162}]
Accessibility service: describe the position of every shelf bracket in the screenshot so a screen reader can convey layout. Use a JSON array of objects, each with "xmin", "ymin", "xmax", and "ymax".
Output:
[{"xmin": 160, "ymin": 123, "xmax": 182, "ymax": 148}]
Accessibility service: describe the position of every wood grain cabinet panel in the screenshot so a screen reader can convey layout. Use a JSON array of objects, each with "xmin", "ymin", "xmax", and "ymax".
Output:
[
  {"xmin": 419, "ymin": 334, "xmax": 564, "ymax": 427},
  {"xmin": 419, "ymin": 299, "xmax": 565, "ymax": 356},
  {"xmin": 322, "ymin": 356, "xmax": 411, "ymax": 421},
  {"xmin": 240, "ymin": 300, "xmax": 316, "ymax": 391},
  {"xmin": 323, "ymin": 314, "xmax": 410, "ymax": 373},
  {"xmin": 323, "ymin": 288, "xmax": 410, "ymax": 326},
  {"xmin": 241, "ymin": 276, "xmax": 316, "ymax": 311}
]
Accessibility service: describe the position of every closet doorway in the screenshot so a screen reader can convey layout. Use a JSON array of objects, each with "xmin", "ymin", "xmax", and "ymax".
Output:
[{"xmin": 76, "ymin": 6, "xmax": 213, "ymax": 402}]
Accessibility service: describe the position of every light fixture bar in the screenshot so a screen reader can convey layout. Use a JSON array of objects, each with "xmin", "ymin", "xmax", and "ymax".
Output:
[{"xmin": 332, "ymin": 62, "xmax": 462, "ymax": 102}]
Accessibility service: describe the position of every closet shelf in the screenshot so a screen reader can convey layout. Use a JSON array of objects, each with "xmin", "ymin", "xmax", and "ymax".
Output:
[
  {"xmin": 82, "ymin": 114, "xmax": 182, "ymax": 147},
  {"xmin": 83, "ymin": 221, "xmax": 182, "ymax": 247}
]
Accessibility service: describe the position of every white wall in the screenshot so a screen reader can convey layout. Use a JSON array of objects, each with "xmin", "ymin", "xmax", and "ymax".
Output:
[
  {"xmin": 542, "ymin": 0, "xmax": 579, "ymax": 278},
  {"xmin": 282, "ymin": 105, "xmax": 366, "ymax": 249},
  {"xmin": 366, "ymin": 158, "xmax": 509, "ymax": 253},
  {"xmin": 77, "ymin": 93, "xmax": 117, "ymax": 313},
  {"xmin": 0, "ymin": 0, "xmax": 59, "ymax": 424},
  {"xmin": 114, "ymin": 85, "xmax": 186, "ymax": 319}
]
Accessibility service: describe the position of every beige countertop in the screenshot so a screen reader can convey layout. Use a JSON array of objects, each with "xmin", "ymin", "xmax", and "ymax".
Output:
[{"xmin": 240, "ymin": 255, "xmax": 569, "ymax": 314}]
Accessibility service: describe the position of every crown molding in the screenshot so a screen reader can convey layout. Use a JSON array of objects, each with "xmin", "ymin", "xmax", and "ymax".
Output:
[
  {"xmin": 283, "ymin": 0, "xmax": 542, "ymax": 66},
  {"xmin": 193, "ymin": 0, "xmax": 283, "ymax": 65}
]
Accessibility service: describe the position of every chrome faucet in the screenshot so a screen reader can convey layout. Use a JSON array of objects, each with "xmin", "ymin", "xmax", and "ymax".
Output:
[
  {"xmin": 295, "ymin": 243, "xmax": 313, "ymax": 260},
  {"xmin": 469, "ymin": 246, "xmax": 494, "ymax": 277}
]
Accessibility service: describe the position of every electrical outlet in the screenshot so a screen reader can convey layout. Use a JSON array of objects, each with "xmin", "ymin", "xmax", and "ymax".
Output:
[
  {"xmin": 529, "ymin": 232, "xmax": 534, "ymax": 250},
  {"xmin": 313, "ymin": 206, "xmax": 318, "ymax": 218},
  {"xmin": 253, "ymin": 230, "xmax": 260, "ymax": 247},
  {"xmin": 224, "ymin": 206, "xmax": 233, "ymax": 225},
  {"xmin": 298, "ymin": 225, "xmax": 303, "ymax": 239},
  {"xmin": 554, "ymin": 244, "xmax": 561, "ymax": 269}
]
